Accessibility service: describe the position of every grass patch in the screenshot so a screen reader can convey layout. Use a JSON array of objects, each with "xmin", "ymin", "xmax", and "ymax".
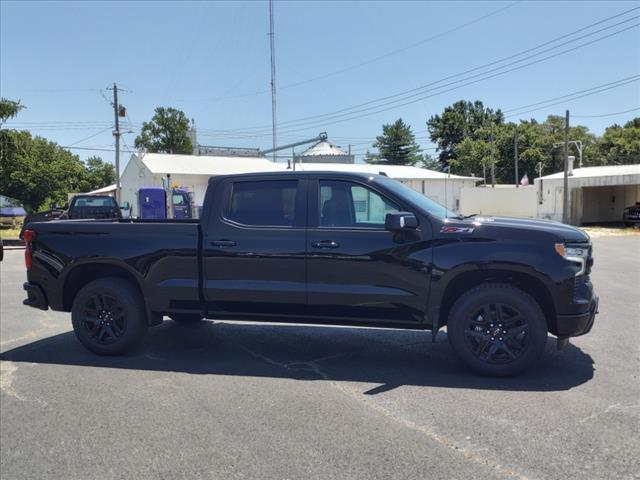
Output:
[{"xmin": 0, "ymin": 227, "xmax": 22, "ymax": 239}]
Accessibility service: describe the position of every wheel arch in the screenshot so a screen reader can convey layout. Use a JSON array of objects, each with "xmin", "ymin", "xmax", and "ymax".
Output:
[
  {"xmin": 62, "ymin": 262, "xmax": 144, "ymax": 313},
  {"xmin": 437, "ymin": 268, "xmax": 557, "ymax": 332}
]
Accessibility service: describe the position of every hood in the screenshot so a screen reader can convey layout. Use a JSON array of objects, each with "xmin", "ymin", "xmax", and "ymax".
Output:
[
  {"xmin": 447, "ymin": 215, "xmax": 590, "ymax": 243},
  {"xmin": 477, "ymin": 216, "xmax": 589, "ymax": 242}
]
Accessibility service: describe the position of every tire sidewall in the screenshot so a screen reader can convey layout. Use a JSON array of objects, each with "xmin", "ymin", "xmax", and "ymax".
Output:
[
  {"xmin": 447, "ymin": 284, "xmax": 548, "ymax": 376},
  {"xmin": 71, "ymin": 277, "xmax": 147, "ymax": 355}
]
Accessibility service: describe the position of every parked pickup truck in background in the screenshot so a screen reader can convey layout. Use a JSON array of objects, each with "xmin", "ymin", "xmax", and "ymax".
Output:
[
  {"xmin": 22, "ymin": 172, "xmax": 598, "ymax": 376},
  {"xmin": 62, "ymin": 194, "xmax": 122, "ymax": 220}
]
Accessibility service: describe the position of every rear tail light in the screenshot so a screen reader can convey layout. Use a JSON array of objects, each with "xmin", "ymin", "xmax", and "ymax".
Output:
[{"xmin": 23, "ymin": 229, "xmax": 36, "ymax": 270}]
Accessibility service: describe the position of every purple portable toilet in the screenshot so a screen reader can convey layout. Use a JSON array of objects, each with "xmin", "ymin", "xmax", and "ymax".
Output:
[{"xmin": 138, "ymin": 187, "xmax": 166, "ymax": 219}]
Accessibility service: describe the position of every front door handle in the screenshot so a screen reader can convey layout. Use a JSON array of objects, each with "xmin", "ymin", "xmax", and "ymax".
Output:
[
  {"xmin": 210, "ymin": 239, "xmax": 236, "ymax": 247},
  {"xmin": 312, "ymin": 240, "xmax": 340, "ymax": 249}
]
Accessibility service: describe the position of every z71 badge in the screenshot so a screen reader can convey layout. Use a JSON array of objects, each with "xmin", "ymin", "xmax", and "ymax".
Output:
[{"xmin": 440, "ymin": 226, "xmax": 475, "ymax": 234}]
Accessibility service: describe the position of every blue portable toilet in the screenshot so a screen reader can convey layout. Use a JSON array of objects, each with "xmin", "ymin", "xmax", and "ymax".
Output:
[{"xmin": 138, "ymin": 187, "xmax": 166, "ymax": 219}]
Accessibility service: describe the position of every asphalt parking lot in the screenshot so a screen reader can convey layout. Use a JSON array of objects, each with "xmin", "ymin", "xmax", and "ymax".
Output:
[{"xmin": 1, "ymin": 235, "xmax": 639, "ymax": 480}]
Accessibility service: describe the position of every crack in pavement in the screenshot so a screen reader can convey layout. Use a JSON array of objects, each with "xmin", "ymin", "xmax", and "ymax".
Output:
[
  {"xmin": 230, "ymin": 336, "xmax": 528, "ymax": 480},
  {"xmin": 0, "ymin": 360, "xmax": 48, "ymax": 407}
]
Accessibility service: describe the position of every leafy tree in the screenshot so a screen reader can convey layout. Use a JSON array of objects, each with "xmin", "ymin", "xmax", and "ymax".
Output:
[
  {"xmin": 134, "ymin": 107, "xmax": 193, "ymax": 154},
  {"xmin": 592, "ymin": 118, "xmax": 640, "ymax": 165},
  {"xmin": 1, "ymin": 130, "xmax": 89, "ymax": 211},
  {"xmin": 82, "ymin": 156, "xmax": 116, "ymax": 191},
  {"xmin": 419, "ymin": 153, "xmax": 443, "ymax": 171},
  {"xmin": 366, "ymin": 118, "xmax": 422, "ymax": 165},
  {"xmin": 427, "ymin": 100, "xmax": 503, "ymax": 169},
  {"xmin": 0, "ymin": 98, "xmax": 24, "ymax": 124},
  {"xmin": 0, "ymin": 99, "xmax": 115, "ymax": 211},
  {"xmin": 428, "ymin": 104, "xmax": 604, "ymax": 183}
]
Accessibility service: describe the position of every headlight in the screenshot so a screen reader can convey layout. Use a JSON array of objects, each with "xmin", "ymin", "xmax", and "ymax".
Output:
[{"xmin": 555, "ymin": 243, "xmax": 589, "ymax": 276}]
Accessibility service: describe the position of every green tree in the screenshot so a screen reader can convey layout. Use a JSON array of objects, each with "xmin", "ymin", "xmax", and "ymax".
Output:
[
  {"xmin": 0, "ymin": 98, "xmax": 24, "ymax": 124},
  {"xmin": 592, "ymin": 118, "xmax": 640, "ymax": 165},
  {"xmin": 366, "ymin": 118, "xmax": 422, "ymax": 165},
  {"xmin": 0, "ymin": 98, "xmax": 110, "ymax": 211},
  {"xmin": 82, "ymin": 156, "xmax": 116, "ymax": 191},
  {"xmin": 427, "ymin": 100, "xmax": 503, "ymax": 168},
  {"xmin": 418, "ymin": 153, "xmax": 443, "ymax": 171},
  {"xmin": 134, "ymin": 107, "xmax": 193, "ymax": 154},
  {"xmin": 1, "ymin": 130, "xmax": 90, "ymax": 211}
]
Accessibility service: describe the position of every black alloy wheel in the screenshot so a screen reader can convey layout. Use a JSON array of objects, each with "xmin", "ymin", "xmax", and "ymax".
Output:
[
  {"xmin": 447, "ymin": 283, "xmax": 547, "ymax": 376},
  {"xmin": 71, "ymin": 277, "xmax": 147, "ymax": 355},
  {"xmin": 463, "ymin": 303, "xmax": 529, "ymax": 364},
  {"xmin": 80, "ymin": 293, "xmax": 127, "ymax": 345}
]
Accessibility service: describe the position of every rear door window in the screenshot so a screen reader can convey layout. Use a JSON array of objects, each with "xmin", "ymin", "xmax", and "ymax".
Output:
[{"xmin": 226, "ymin": 180, "xmax": 298, "ymax": 227}]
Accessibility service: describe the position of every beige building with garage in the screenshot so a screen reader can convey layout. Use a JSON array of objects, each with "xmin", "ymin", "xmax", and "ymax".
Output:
[{"xmin": 534, "ymin": 163, "xmax": 640, "ymax": 225}]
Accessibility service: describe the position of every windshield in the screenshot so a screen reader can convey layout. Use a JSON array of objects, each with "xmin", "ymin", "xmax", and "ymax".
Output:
[
  {"xmin": 0, "ymin": 195, "xmax": 23, "ymax": 208},
  {"xmin": 376, "ymin": 177, "xmax": 457, "ymax": 219},
  {"xmin": 72, "ymin": 196, "xmax": 117, "ymax": 208}
]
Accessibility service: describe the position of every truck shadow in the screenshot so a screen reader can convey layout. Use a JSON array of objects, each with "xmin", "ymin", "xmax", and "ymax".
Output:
[{"xmin": 0, "ymin": 320, "xmax": 594, "ymax": 393}]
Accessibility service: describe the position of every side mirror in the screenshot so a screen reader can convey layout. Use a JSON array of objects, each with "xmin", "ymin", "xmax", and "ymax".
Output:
[
  {"xmin": 385, "ymin": 212, "xmax": 418, "ymax": 231},
  {"xmin": 120, "ymin": 201, "xmax": 130, "ymax": 210}
]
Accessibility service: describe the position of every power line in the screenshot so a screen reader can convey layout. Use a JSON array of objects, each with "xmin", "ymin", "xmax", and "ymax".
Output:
[
  {"xmin": 503, "ymin": 76, "xmax": 639, "ymax": 114},
  {"xmin": 504, "ymin": 77, "xmax": 639, "ymax": 118},
  {"xmin": 152, "ymin": 1, "xmax": 522, "ymax": 104},
  {"xmin": 572, "ymin": 107, "xmax": 640, "ymax": 118},
  {"xmin": 64, "ymin": 127, "xmax": 113, "ymax": 147},
  {"xmin": 269, "ymin": 1, "xmax": 522, "ymax": 93},
  {"xmin": 211, "ymin": 7, "xmax": 640, "ymax": 134},
  {"xmin": 273, "ymin": 22, "xmax": 640, "ymax": 135}
]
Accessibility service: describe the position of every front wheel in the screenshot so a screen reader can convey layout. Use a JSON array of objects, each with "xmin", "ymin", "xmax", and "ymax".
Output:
[
  {"xmin": 71, "ymin": 277, "xmax": 147, "ymax": 355},
  {"xmin": 447, "ymin": 284, "xmax": 547, "ymax": 376}
]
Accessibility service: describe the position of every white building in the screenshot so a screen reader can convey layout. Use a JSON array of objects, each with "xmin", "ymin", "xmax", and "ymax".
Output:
[
  {"xmin": 534, "ymin": 163, "xmax": 640, "ymax": 224},
  {"xmin": 119, "ymin": 152, "xmax": 479, "ymax": 217},
  {"xmin": 292, "ymin": 162, "xmax": 479, "ymax": 211},
  {"xmin": 295, "ymin": 139, "xmax": 355, "ymax": 164}
]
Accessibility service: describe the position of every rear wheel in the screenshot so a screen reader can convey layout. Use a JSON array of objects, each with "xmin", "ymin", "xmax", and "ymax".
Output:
[
  {"xmin": 71, "ymin": 277, "xmax": 147, "ymax": 355},
  {"xmin": 169, "ymin": 314, "xmax": 203, "ymax": 325},
  {"xmin": 447, "ymin": 284, "xmax": 547, "ymax": 376}
]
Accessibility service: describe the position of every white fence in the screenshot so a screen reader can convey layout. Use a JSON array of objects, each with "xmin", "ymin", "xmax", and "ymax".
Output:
[{"xmin": 459, "ymin": 186, "xmax": 537, "ymax": 218}]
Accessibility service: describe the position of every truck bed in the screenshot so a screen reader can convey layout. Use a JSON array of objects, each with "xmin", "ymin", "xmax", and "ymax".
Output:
[{"xmin": 26, "ymin": 219, "xmax": 201, "ymax": 314}]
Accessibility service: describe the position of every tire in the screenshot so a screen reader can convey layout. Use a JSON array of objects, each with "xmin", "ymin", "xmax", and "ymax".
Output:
[
  {"xmin": 71, "ymin": 277, "xmax": 147, "ymax": 355},
  {"xmin": 169, "ymin": 314, "xmax": 203, "ymax": 325},
  {"xmin": 447, "ymin": 283, "xmax": 547, "ymax": 376}
]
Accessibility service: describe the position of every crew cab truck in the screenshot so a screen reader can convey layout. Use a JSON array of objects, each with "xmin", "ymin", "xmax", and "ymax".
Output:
[{"xmin": 22, "ymin": 172, "xmax": 598, "ymax": 376}]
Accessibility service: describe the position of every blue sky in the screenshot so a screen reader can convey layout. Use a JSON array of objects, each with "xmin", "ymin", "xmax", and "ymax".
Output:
[{"xmin": 1, "ymin": 0, "xmax": 639, "ymax": 167}]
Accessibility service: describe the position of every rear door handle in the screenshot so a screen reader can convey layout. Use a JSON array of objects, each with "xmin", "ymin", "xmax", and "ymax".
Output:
[
  {"xmin": 210, "ymin": 239, "xmax": 236, "ymax": 247},
  {"xmin": 312, "ymin": 240, "xmax": 340, "ymax": 249}
]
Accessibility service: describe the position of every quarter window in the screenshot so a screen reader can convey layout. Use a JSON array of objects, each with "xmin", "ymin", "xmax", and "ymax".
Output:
[{"xmin": 227, "ymin": 180, "xmax": 298, "ymax": 226}]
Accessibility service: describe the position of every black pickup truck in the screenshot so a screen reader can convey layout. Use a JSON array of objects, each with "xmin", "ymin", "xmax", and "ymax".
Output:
[{"xmin": 22, "ymin": 172, "xmax": 598, "ymax": 376}]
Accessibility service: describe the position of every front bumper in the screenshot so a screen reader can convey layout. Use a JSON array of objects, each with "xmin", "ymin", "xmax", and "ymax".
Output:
[
  {"xmin": 23, "ymin": 282, "xmax": 48, "ymax": 310},
  {"xmin": 556, "ymin": 295, "xmax": 598, "ymax": 338}
]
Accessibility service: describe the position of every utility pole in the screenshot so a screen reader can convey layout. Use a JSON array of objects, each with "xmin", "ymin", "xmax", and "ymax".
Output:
[
  {"xmin": 562, "ymin": 110, "xmax": 570, "ymax": 224},
  {"xmin": 111, "ymin": 82, "xmax": 121, "ymax": 204},
  {"xmin": 269, "ymin": 0, "xmax": 277, "ymax": 163},
  {"xmin": 514, "ymin": 124, "xmax": 519, "ymax": 188},
  {"xmin": 490, "ymin": 122, "xmax": 495, "ymax": 188}
]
